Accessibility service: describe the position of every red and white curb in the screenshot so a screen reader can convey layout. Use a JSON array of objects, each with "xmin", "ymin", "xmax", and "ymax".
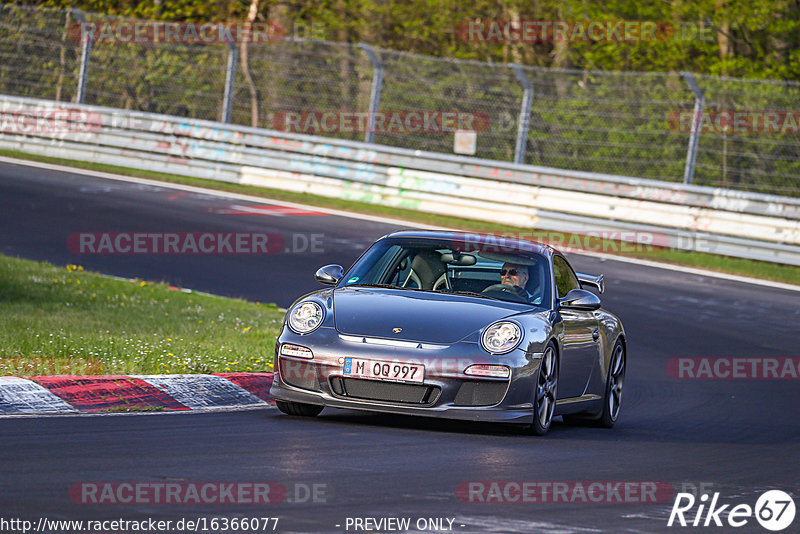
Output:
[
  {"xmin": 131, "ymin": 374, "xmax": 266, "ymax": 410},
  {"xmin": 0, "ymin": 377, "xmax": 76, "ymax": 414},
  {"xmin": 0, "ymin": 373, "xmax": 274, "ymax": 415}
]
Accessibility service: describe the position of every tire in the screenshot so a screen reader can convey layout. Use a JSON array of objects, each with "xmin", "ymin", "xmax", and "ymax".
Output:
[
  {"xmin": 598, "ymin": 339, "xmax": 625, "ymax": 428},
  {"xmin": 564, "ymin": 338, "xmax": 625, "ymax": 428},
  {"xmin": 530, "ymin": 342, "xmax": 558, "ymax": 436},
  {"xmin": 275, "ymin": 400, "xmax": 324, "ymax": 417}
]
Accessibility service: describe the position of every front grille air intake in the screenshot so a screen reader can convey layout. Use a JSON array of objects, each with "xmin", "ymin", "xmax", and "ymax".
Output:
[
  {"xmin": 279, "ymin": 357, "xmax": 320, "ymax": 391},
  {"xmin": 454, "ymin": 381, "xmax": 508, "ymax": 406},
  {"xmin": 333, "ymin": 378, "xmax": 440, "ymax": 405}
]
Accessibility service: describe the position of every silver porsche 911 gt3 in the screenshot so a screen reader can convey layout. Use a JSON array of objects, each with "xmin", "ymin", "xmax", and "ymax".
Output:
[{"xmin": 269, "ymin": 230, "xmax": 626, "ymax": 435}]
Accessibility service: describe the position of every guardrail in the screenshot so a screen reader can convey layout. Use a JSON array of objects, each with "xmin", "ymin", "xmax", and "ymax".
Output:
[{"xmin": 1, "ymin": 93, "xmax": 799, "ymax": 266}]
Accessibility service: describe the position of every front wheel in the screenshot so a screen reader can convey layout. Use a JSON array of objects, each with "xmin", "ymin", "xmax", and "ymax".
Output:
[
  {"xmin": 598, "ymin": 340, "xmax": 625, "ymax": 427},
  {"xmin": 275, "ymin": 400, "xmax": 324, "ymax": 417},
  {"xmin": 565, "ymin": 338, "xmax": 625, "ymax": 428},
  {"xmin": 530, "ymin": 343, "xmax": 558, "ymax": 435}
]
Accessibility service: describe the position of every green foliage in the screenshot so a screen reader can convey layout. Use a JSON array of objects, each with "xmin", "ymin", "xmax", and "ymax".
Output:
[
  {"xmin": 4, "ymin": 1, "xmax": 799, "ymax": 194},
  {"xmin": 26, "ymin": 0, "xmax": 800, "ymax": 80},
  {"xmin": 0, "ymin": 255, "xmax": 284, "ymax": 376}
]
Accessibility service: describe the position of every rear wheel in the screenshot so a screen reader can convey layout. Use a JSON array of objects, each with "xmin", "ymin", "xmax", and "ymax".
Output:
[
  {"xmin": 275, "ymin": 400, "xmax": 324, "ymax": 417},
  {"xmin": 530, "ymin": 343, "xmax": 558, "ymax": 436}
]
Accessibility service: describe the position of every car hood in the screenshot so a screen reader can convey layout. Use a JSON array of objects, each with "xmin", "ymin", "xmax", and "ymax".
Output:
[{"xmin": 333, "ymin": 287, "xmax": 531, "ymax": 344}]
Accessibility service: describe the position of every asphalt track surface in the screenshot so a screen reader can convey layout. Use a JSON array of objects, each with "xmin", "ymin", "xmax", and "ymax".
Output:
[{"xmin": 1, "ymin": 159, "xmax": 799, "ymax": 533}]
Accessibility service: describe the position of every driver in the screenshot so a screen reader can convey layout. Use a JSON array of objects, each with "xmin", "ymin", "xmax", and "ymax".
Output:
[
  {"xmin": 499, "ymin": 262, "xmax": 540, "ymax": 304},
  {"xmin": 501, "ymin": 262, "xmax": 529, "ymax": 296}
]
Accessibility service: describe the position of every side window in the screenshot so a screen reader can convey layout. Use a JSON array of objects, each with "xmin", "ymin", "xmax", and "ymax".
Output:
[{"xmin": 553, "ymin": 256, "xmax": 579, "ymax": 299}]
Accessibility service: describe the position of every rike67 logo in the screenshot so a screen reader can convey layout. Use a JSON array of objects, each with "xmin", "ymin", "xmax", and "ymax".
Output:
[{"xmin": 668, "ymin": 490, "xmax": 796, "ymax": 531}]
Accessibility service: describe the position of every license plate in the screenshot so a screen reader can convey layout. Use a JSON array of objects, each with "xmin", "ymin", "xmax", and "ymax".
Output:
[{"xmin": 343, "ymin": 358, "xmax": 424, "ymax": 383}]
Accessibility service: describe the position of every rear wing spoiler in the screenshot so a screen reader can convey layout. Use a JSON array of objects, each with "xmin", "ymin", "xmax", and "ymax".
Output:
[{"xmin": 576, "ymin": 272, "xmax": 604, "ymax": 294}]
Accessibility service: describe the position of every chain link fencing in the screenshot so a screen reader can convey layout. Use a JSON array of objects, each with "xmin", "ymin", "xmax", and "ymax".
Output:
[{"xmin": 1, "ymin": 4, "xmax": 799, "ymax": 196}]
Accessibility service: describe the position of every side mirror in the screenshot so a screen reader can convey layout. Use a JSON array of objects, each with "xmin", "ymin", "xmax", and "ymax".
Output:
[
  {"xmin": 559, "ymin": 289, "xmax": 601, "ymax": 311},
  {"xmin": 315, "ymin": 264, "xmax": 344, "ymax": 285}
]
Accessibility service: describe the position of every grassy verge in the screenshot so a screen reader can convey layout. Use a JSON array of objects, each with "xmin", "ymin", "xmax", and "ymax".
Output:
[
  {"xmin": 2, "ymin": 148, "xmax": 800, "ymax": 285},
  {"xmin": 0, "ymin": 254, "xmax": 284, "ymax": 377}
]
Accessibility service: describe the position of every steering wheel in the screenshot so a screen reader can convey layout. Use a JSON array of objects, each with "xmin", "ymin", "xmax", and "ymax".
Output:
[{"xmin": 481, "ymin": 283, "xmax": 529, "ymax": 303}]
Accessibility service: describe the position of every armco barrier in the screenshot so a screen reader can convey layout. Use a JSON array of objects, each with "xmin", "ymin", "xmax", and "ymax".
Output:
[{"xmin": 1, "ymin": 94, "xmax": 799, "ymax": 265}]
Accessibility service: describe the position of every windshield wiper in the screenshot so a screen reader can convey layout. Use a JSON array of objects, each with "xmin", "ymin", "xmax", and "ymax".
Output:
[
  {"xmin": 348, "ymin": 283, "xmax": 408, "ymax": 290},
  {"xmin": 441, "ymin": 290, "xmax": 502, "ymax": 301},
  {"xmin": 348, "ymin": 285, "xmax": 503, "ymax": 300}
]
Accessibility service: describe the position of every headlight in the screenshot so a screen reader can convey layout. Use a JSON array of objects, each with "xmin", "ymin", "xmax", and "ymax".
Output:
[
  {"xmin": 288, "ymin": 301, "xmax": 324, "ymax": 334},
  {"xmin": 481, "ymin": 321, "xmax": 522, "ymax": 354}
]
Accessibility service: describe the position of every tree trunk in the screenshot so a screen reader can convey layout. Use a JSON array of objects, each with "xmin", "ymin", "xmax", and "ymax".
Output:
[
  {"xmin": 55, "ymin": 10, "xmax": 70, "ymax": 102},
  {"xmin": 240, "ymin": 0, "xmax": 260, "ymax": 127},
  {"xmin": 262, "ymin": 2, "xmax": 290, "ymax": 130},
  {"xmin": 715, "ymin": 0, "xmax": 731, "ymax": 65}
]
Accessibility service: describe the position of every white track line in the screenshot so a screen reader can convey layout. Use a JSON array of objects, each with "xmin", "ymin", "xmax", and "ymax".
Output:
[{"xmin": 3, "ymin": 155, "xmax": 799, "ymax": 293}]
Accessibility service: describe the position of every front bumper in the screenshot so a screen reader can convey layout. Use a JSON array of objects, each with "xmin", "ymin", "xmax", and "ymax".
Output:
[{"xmin": 269, "ymin": 326, "xmax": 542, "ymax": 425}]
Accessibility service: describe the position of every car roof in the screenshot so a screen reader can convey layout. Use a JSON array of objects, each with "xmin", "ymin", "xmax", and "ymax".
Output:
[{"xmin": 382, "ymin": 230, "xmax": 557, "ymax": 257}]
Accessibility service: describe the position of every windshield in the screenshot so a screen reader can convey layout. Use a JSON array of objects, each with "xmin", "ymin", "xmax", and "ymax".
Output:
[{"xmin": 341, "ymin": 237, "xmax": 551, "ymax": 306}]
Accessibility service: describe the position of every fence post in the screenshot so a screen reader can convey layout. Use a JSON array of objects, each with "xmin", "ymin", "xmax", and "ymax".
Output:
[
  {"xmin": 510, "ymin": 63, "xmax": 533, "ymax": 165},
  {"xmin": 682, "ymin": 72, "xmax": 705, "ymax": 185},
  {"xmin": 358, "ymin": 43, "xmax": 383, "ymax": 144},
  {"xmin": 71, "ymin": 9, "xmax": 92, "ymax": 104},
  {"xmin": 221, "ymin": 40, "xmax": 238, "ymax": 123}
]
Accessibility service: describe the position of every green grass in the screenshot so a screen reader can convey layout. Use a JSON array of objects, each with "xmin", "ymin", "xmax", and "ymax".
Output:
[
  {"xmin": 2, "ymin": 148, "xmax": 800, "ymax": 285},
  {"xmin": 0, "ymin": 254, "xmax": 284, "ymax": 377}
]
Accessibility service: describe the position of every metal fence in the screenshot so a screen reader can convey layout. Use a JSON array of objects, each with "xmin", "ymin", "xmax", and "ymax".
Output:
[{"xmin": 2, "ymin": 4, "xmax": 799, "ymax": 197}]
